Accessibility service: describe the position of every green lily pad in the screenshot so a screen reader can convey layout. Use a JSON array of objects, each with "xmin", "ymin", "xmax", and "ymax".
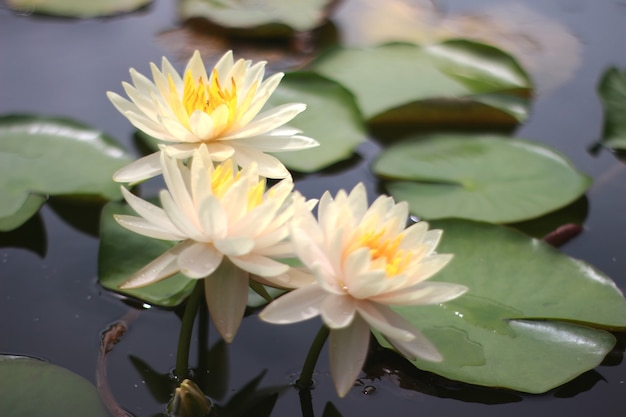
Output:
[
  {"xmin": 0, "ymin": 115, "xmax": 132, "ymax": 231},
  {"xmin": 598, "ymin": 67, "xmax": 626, "ymax": 150},
  {"xmin": 0, "ymin": 194, "xmax": 46, "ymax": 232},
  {"xmin": 268, "ymin": 72, "xmax": 366, "ymax": 172},
  {"xmin": 309, "ymin": 41, "xmax": 532, "ymax": 126},
  {"xmin": 98, "ymin": 201, "xmax": 196, "ymax": 308},
  {"xmin": 6, "ymin": 0, "xmax": 151, "ymax": 17},
  {"xmin": 372, "ymin": 134, "xmax": 591, "ymax": 223},
  {"xmin": 0, "ymin": 355, "xmax": 110, "ymax": 417},
  {"xmin": 376, "ymin": 219, "xmax": 626, "ymax": 393},
  {"xmin": 179, "ymin": 0, "xmax": 333, "ymax": 34}
]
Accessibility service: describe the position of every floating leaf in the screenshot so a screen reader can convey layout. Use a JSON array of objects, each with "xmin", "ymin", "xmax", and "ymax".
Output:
[
  {"xmin": 0, "ymin": 355, "xmax": 110, "ymax": 417},
  {"xmin": 0, "ymin": 194, "xmax": 46, "ymax": 232},
  {"xmin": 376, "ymin": 219, "xmax": 626, "ymax": 393},
  {"xmin": 267, "ymin": 73, "xmax": 366, "ymax": 172},
  {"xmin": 179, "ymin": 0, "xmax": 333, "ymax": 34},
  {"xmin": 309, "ymin": 42, "xmax": 532, "ymax": 125},
  {"xmin": 6, "ymin": 0, "xmax": 151, "ymax": 17},
  {"xmin": 98, "ymin": 201, "xmax": 195, "ymax": 307},
  {"xmin": 373, "ymin": 133, "xmax": 591, "ymax": 223},
  {"xmin": 0, "ymin": 115, "xmax": 132, "ymax": 230},
  {"xmin": 598, "ymin": 67, "xmax": 626, "ymax": 150}
]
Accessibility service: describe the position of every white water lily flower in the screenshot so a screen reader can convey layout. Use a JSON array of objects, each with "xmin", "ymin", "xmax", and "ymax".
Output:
[
  {"xmin": 107, "ymin": 50, "xmax": 318, "ymax": 182},
  {"xmin": 115, "ymin": 144, "xmax": 313, "ymax": 342},
  {"xmin": 259, "ymin": 183, "xmax": 467, "ymax": 397}
]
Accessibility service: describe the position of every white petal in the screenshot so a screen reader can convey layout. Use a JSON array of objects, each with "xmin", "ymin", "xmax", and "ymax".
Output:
[
  {"xmin": 232, "ymin": 146, "xmax": 290, "ymax": 178},
  {"xmin": 107, "ymin": 91, "xmax": 140, "ymax": 117},
  {"xmin": 356, "ymin": 302, "xmax": 415, "ymax": 342},
  {"xmin": 186, "ymin": 50, "xmax": 209, "ymax": 82},
  {"xmin": 177, "ymin": 242, "xmax": 223, "ymax": 278},
  {"xmin": 113, "ymin": 152, "xmax": 163, "ymax": 183},
  {"xmin": 161, "ymin": 55, "xmax": 183, "ymax": 90},
  {"xmin": 197, "ymin": 195, "xmax": 228, "ymax": 240},
  {"xmin": 214, "ymin": 236, "xmax": 255, "ymax": 256},
  {"xmin": 258, "ymin": 284, "xmax": 327, "ymax": 324},
  {"xmin": 229, "ymin": 253, "xmax": 289, "ymax": 277},
  {"xmin": 189, "ymin": 110, "xmax": 215, "ymax": 139},
  {"xmin": 164, "ymin": 143, "xmax": 198, "ymax": 159},
  {"xmin": 124, "ymin": 111, "xmax": 176, "ymax": 141},
  {"xmin": 403, "ymin": 254, "xmax": 454, "ymax": 285},
  {"xmin": 114, "ymin": 214, "xmax": 184, "ymax": 241},
  {"xmin": 226, "ymin": 134, "xmax": 319, "ymax": 152},
  {"xmin": 159, "ymin": 116, "xmax": 199, "ymax": 143},
  {"xmin": 386, "ymin": 328, "xmax": 443, "ymax": 362},
  {"xmin": 205, "ymin": 142, "xmax": 235, "ymax": 161},
  {"xmin": 160, "ymin": 190, "xmax": 203, "ymax": 241},
  {"xmin": 346, "ymin": 267, "xmax": 388, "ymax": 300},
  {"xmin": 320, "ymin": 294, "xmax": 356, "ymax": 329},
  {"xmin": 328, "ymin": 316, "xmax": 370, "ymax": 397},
  {"xmin": 204, "ymin": 258, "xmax": 249, "ymax": 343},
  {"xmin": 119, "ymin": 186, "xmax": 178, "ymax": 233},
  {"xmin": 213, "ymin": 50, "xmax": 235, "ymax": 80},
  {"xmin": 161, "ymin": 152, "xmax": 196, "ymax": 219},
  {"xmin": 371, "ymin": 282, "xmax": 468, "ymax": 306},
  {"xmin": 290, "ymin": 223, "xmax": 335, "ymax": 283},
  {"xmin": 254, "ymin": 267, "xmax": 316, "ymax": 289},
  {"xmin": 119, "ymin": 241, "xmax": 193, "ymax": 289},
  {"xmin": 238, "ymin": 72, "xmax": 284, "ymax": 126},
  {"xmin": 221, "ymin": 103, "xmax": 306, "ymax": 140}
]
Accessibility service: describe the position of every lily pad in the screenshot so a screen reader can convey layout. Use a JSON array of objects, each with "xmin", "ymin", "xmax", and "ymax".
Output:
[
  {"xmin": 309, "ymin": 41, "xmax": 532, "ymax": 126},
  {"xmin": 6, "ymin": 0, "xmax": 151, "ymax": 17},
  {"xmin": 376, "ymin": 219, "xmax": 626, "ymax": 393},
  {"xmin": 372, "ymin": 133, "xmax": 591, "ymax": 223},
  {"xmin": 0, "ymin": 115, "xmax": 132, "ymax": 231},
  {"xmin": 179, "ymin": 0, "xmax": 333, "ymax": 34},
  {"xmin": 598, "ymin": 67, "xmax": 626, "ymax": 150},
  {"xmin": 268, "ymin": 73, "xmax": 366, "ymax": 172},
  {"xmin": 0, "ymin": 355, "xmax": 110, "ymax": 417},
  {"xmin": 98, "ymin": 201, "xmax": 196, "ymax": 308}
]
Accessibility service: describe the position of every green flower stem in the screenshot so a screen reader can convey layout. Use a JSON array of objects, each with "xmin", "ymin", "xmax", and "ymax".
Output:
[
  {"xmin": 297, "ymin": 325, "xmax": 330, "ymax": 390},
  {"xmin": 175, "ymin": 279, "xmax": 204, "ymax": 379}
]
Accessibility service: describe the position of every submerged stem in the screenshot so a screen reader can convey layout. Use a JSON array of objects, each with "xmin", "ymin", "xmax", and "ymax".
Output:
[
  {"xmin": 175, "ymin": 280, "xmax": 205, "ymax": 379},
  {"xmin": 296, "ymin": 325, "xmax": 330, "ymax": 390}
]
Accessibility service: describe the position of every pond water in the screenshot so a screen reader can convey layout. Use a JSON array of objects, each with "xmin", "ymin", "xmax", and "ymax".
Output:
[{"xmin": 1, "ymin": 0, "xmax": 626, "ymax": 416}]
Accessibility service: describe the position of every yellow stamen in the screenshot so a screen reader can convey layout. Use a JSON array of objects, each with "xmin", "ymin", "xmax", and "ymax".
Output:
[
  {"xmin": 211, "ymin": 160, "xmax": 239, "ymax": 198},
  {"xmin": 210, "ymin": 160, "xmax": 265, "ymax": 212},
  {"xmin": 347, "ymin": 229, "xmax": 412, "ymax": 277},
  {"xmin": 170, "ymin": 68, "xmax": 242, "ymax": 134},
  {"xmin": 247, "ymin": 180, "xmax": 266, "ymax": 211}
]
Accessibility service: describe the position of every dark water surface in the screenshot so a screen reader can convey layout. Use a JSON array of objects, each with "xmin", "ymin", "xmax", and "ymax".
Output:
[{"xmin": 2, "ymin": 1, "xmax": 626, "ymax": 416}]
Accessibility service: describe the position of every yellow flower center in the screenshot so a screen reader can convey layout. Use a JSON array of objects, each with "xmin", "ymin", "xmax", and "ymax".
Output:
[
  {"xmin": 210, "ymin": 160, "xmax": 265, "ymax": 211},
  {"xmin": 168, "ymin": 68, "xmax": 258, "ymax": 137},
  {"xmin": 348, "ymin": 229, "xmax": 412, "ymax": 277}
]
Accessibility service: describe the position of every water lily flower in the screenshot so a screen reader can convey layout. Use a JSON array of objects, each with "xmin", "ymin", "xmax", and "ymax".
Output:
[
  {"xmin": 107, "ymin": 50, "xmax": 318, "ymax": 182},
  {"xmin": 259, "ymin": 183, "xmax": 467, "ymax": 397},
  {"xmin": 115, "ymin": 144, "xmax": 313, "ymax": 342}
]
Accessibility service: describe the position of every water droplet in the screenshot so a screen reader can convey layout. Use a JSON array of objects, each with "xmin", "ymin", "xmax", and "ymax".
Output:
[{"xmin": 362, "ymin": 385, "xmax": 376, "ymax": 395}]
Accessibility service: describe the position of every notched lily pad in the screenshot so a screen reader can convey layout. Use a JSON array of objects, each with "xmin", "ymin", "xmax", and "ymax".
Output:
[
  {"xmin": 373, "ymin": 133, "xmax": 591, "ymax": 223},
  {"xmin": 309, "ymin": 41, "xmax": 532, "ymax": 127},
  {"xmin": 179, "ymin": 0, "xmax": 336, "ymax": 35},
  {"xmin": 0, "ymin": 115, "xmax": 133, "ymax": 231},
  {"xmin": 375, "ymin": 219, "xmax": 626, "ymax": 393},
  {"xmin": 6, "ymin": 0, "xmax": 152, "ymax": 18},
  {"xmin": 0, "ymin": 355, "xmax": 110, "ymax": 417},
  {"xmin": 98, "ymin": 201, "xmax": 196, "ymax": 308},
  {"xmin": 598, "ymin": 67, "xmax": 626, "ymax": 150}
]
